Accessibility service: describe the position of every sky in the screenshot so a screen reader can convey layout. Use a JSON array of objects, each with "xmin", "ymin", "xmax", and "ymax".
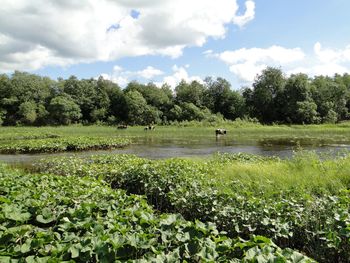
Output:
[{"xmin": 0, "ymin": 0, "xmax": 350, "ymax": 89}]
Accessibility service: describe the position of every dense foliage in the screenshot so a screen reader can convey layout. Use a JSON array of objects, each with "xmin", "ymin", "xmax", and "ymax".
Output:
[
  {"xmin": 1, "ymin": 69, "xmax": 350, "ymax": 126},
  {"xmin": 35, "ymin": 153, "xmax": 350, "ymax": 262},
  {"xmin": 0, "ymin": 164, "xmax": 313, "ymax": 262}
]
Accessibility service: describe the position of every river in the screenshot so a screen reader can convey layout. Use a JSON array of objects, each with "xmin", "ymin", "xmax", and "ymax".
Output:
[{"xmin": 1, "ymin": 136, "xmax": 349, "ymax": 164}]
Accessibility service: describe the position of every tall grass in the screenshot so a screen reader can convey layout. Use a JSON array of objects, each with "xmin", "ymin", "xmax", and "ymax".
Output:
[{"xmin": 208, "ymin": 151, "xmax": 350, "ymax": 197}]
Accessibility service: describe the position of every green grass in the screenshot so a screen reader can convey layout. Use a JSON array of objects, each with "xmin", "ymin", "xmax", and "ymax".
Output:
[
  {"xmin": 208, "ymin": 151, "xmax": 350, "ymax": 197},
  {"xmin": 0, "ymin": 121, "xmax": 349, "ymax": 137}
]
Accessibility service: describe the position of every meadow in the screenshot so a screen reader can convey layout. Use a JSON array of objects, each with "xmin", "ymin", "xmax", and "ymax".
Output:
[{"xmin": 1, "ymin": 123, "xmax": 350, "ymax": 262}]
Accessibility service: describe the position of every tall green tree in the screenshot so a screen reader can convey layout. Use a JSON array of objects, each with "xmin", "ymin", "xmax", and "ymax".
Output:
[
  {"xmin": 63, "ymin": 76, "xmax": 96, "ymax": 122},
  {"xmin": 18, "ymin": 101, "xmax": 37, "ymax": 125},
  {"xmin": 125, "ymin": 81, "xmax": 171, "ymax": 112},
  {"xmin": 175, "ymin": 80, "xmax": 205, "ymax": 107},
  {"xmin": 0, "ymin": 72, "xmax": 52, "ymax": 125},
  {"xmin": 282, "ymin": 74, "xmax": 313, "ymax": 123},
  {"xmin": 88, "ymin": 77, "xmax": 112, "ymax": 122},
  {"xmin": 48, "ymin": 95, "xmax": 82, "ymax": 125},
  {"xmin": 179, "ymin": 102, "xmax": 206, "ymax": 121},
  {"xmin": 204, "ymin": 77, "xmax": 245, "ymax": 120},
  {"xmin": 311, "ymin": 76, "xmax": 348, "ymax": 122},
  {"xmin": 99, "ymin": 78, "xmax": 126, "ymax": 123},
  {"xmin": 251, "ymin": 67, "xmax": 286, "ymax": 123},
  {"xmin": 125, "ymin": 90, "xmax": 161, "ymax": 125},
  {"xmin": 296, "ymin": 99, "xmax": 320, "ymax": 124}
]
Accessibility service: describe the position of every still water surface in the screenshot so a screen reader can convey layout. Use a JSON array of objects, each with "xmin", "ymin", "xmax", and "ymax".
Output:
[{"xmin": 1, "ymin": 137, "xmax": 350, "ymax": 164}]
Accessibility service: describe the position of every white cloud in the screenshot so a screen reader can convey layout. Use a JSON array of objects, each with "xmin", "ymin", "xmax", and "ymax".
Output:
[
  {"xmin": 229, "ymin": 62, "xmax": 267, "ymax": 83},
  {"xmin": 99, "ymin": 65, "xmax": 164, "ymax": 86},
  {"xmin": 287, "ymin": 43, "xmax": 350, "ymax": 77},
  {"xmin": 313, "ymin": 42, "xmax": 350, "ymax": 64},
  {"xmin": 113, "ymin": 65, "xmax": 123, "ymax": 72},
  {"xmin": 0, "ymin": 0, "xmax": 255, "ymax": 72},
  {"xmin": 203, "ymin": 49, "xmax": 214, "ymax": 56},
  {"xmin": 214, "ymin": 43, "xmax": 350, "ymax": 84},
  {"xmin": 287, "ymin": 64, "xmax": 349, "ymax": 77},
  {"xmin": 216, "ymin": 45, "xmax": 305, "ymax": 82},
  {"xmin": 100, "ymin": 64, "xmax": 202, "ymax": 88},
  {"xmin": 136, "ymin": 66, "xmax": 164, "ymax": 79},
  {"xmin": 160, "ymin": 65, "xmax": 203, "ymax": 88},
  {"xmin": 218, "ymin": 46, "xmax": 305, "ymax": 65},
  {"xmin": 100, "ymin": 73, "xmax": 129, "ymax": 87},
  {"xmin": 232, "ymin": 0, "xmax": 255, "ymax": 28}
]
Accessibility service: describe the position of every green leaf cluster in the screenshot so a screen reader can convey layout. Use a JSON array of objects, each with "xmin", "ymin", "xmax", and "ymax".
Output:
[
  {"xmin": 35, "ymin": 154, "xmax": 350, "ymax": 262},
  {"xmin": 0, "ymin": 164, "xmax": 314, "ymax": 262}
]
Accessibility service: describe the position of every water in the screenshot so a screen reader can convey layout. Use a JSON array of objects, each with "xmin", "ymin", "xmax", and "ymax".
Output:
[{"xmin": 1, "ymin": 136, "xmax": 350, "ymax": 164}]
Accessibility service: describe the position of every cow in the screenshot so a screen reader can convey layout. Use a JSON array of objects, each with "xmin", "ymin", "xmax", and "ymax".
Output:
[
  {"xmin": 144, "ymin": 125, "xmax": 155, "ymax": 131},
  {"xmin": 215, "ymin": 129, "xmax": 227, "ymax": 135},
  {"xmin": 117, "ymin": 125, "xmax": 128, "ymax": 129}
]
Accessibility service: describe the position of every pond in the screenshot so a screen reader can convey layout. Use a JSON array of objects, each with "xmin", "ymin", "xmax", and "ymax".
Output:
[{"xmin": 1, "ymin": 136, "xmax": 350, "ymax": 164}]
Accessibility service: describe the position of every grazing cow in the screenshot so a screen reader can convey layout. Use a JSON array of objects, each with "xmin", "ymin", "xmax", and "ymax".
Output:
[
  {"xmin": 215, "ymin": 129, "xmax": 227, "ymax": 135},
  {"xmin": 117, "ymin": 125, "xmax": 128, "ymax": 129},
  {"xmin": 144, "ymin": 125, "xmax": 155, "ymax": 131}
]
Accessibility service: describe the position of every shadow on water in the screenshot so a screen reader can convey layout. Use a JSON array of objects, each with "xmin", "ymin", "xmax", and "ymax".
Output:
[{"xmin": 1, "ymin": 136, "xmax": 350, "ymax": 165}]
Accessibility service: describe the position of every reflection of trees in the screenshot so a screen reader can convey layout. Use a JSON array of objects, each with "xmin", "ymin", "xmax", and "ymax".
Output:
[
  {"xmin": 257, "ymin": 138, "xmax": 325, "ymax": 151},
  {"xmin": 258, "ymin": 138, "xmax": 299, "ymax": 147}
]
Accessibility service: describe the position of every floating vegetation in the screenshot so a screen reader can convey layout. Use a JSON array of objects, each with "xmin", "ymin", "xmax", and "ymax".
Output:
[{"xmin": 0, "ymin": 137, "xmax": 131, "ymax": 154}]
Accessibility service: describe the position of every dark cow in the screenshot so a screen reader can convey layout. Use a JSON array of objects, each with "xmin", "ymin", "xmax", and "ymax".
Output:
[
  {"xmin": 215, "ymin": 129, "xmax": 227, "ymax": 135},
  {"xmin": 117, "ymin": 125, "xmax": 128, "ymax": 129}
]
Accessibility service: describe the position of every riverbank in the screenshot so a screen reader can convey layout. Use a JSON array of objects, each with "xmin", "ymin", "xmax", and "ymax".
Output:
[{"xmin": 2, "ymin": 121, "xmax": 350, "ymax": 142}]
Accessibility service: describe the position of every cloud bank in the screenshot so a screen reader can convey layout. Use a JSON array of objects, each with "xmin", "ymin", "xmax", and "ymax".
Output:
[
  {"xmin": 0, "ymin": 0, "xmax": 255, "ymax": 72},
  {"xmin": 213, "ymin": 43, "xmax": 350, "ymax": 83},
  {"xmin": 100, "ymin": 64, "xmax": 201, "ymax": 88}
]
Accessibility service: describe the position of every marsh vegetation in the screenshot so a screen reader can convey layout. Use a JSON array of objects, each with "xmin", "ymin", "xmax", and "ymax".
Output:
[{"xmin": 1, "ymin": 124, "xmax": 350, "ymax": 261}]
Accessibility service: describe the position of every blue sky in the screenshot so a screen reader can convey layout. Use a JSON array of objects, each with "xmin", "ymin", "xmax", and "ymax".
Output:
[{"xmin": 1, "ymin": 0, "xmax": 350, "ymax": 89}]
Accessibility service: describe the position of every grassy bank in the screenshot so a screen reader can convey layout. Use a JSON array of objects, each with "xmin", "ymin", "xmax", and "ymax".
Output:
[
  {"xmin": 34, "ymin": 152, "xmax": 350, "ymax": 262},
  {"xmin": 2, "ymin": 121, "xmax": 350, "ymax": 144}
]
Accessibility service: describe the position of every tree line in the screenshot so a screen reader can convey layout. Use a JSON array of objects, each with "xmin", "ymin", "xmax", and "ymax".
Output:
[{"xmin": 1, "ymin": 67, "xmax": 350, "ymax": 126}]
